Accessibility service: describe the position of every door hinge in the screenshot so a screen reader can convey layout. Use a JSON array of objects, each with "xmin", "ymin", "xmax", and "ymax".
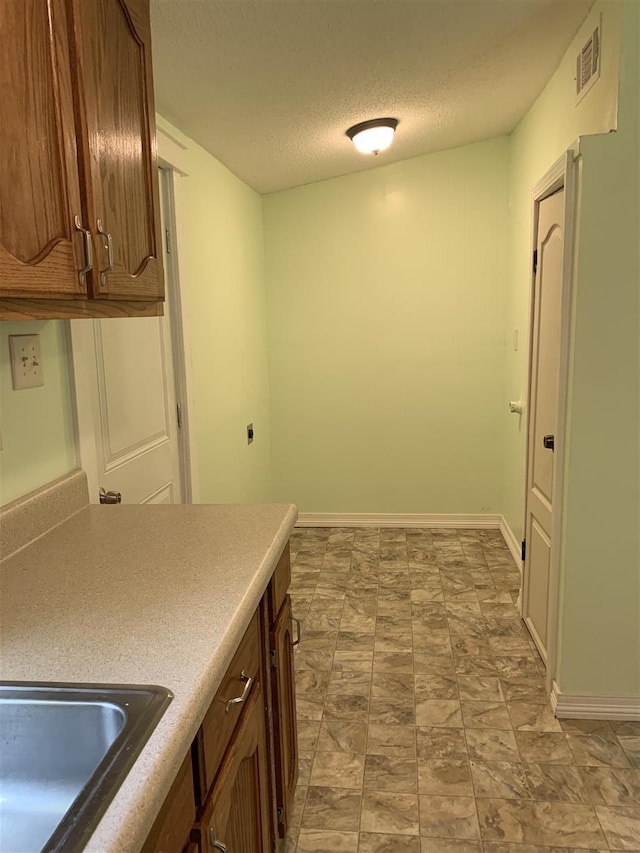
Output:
[
  {"xmin": 277, "ymin": 806, "xmax": 285, "ymax": 825},
  {"xmin": 521, "ymin": 539, "xmax": 526, "ymax": 561},
  {"xmin": 165, "ymin": 228, "xmax": 172, "ymax": 254},
  {"xmin": 176, "ymin": 402, "xmax": 182, "ymax": 429},
  {"xmin": 270, "ymin": 648, "xmax": 276, "ymax": 668},
  {"xmin": 532, "ymin": 249, "xmax": 538, "ymax": 274}
]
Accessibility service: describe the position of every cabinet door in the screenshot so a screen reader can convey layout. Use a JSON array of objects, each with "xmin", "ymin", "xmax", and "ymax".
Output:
[
  {"xmin": 269, "ymin": 594, "xmax": 298, "ymax": 837},
  {"xmin": 69, "ymin": 0, "xmax": 164, "ymax": 301},
  {"xmin": 141, "ymin": 753, "xmax": 195, "ymax": 853},
  {"xmin": 198, "ymin": 682, "xmax": 271, "ymax": 853},
  {"xmin": 0, "ymin": 0, "xmax": 88, "ymax": 299}
]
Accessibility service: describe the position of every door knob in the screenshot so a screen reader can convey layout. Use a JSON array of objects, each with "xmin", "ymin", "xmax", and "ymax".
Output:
[
  {"xmin": 99, "ymin": 487, "xmax": 122, "ymax": 504},
  {"xmin": 543, "ymin": 435, "xmax": 555, "ymax": 451}
]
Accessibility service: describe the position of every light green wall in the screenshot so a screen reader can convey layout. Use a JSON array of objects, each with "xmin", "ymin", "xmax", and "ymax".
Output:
[
  {"xmin": 504, "ymin": 0, "xmax": 637, "ymax": 698},
  {"xmin": 158, "ymin": 119, "xmax": 273, "ymax": 504},
  {"xmin": 504, "ymin": 0, "xmax": 623, "ymax": 544},
  {"xmin": 0, "ymin": 321, "xmax": 76, "ymax": 506},
  {"xmin": 556, "ymin": 0, "xmax": 639, "ymax": 696},
  {"xmin": 264, "ymin": 137, "xmax": 510, "ymax": 513}
]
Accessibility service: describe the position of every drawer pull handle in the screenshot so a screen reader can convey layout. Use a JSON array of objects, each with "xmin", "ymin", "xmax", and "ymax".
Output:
[
  {"xmin": 74, "ymin": 215, "xmax": 93, "ymax": 286},
  {"xmin": 209, "ymin": 828, "xmax": 228, "ymax": 851},
  {"xmin": 225, "ymin": 670, "xmax": 252, "ymax": 713},
  {"xmin": 292, "ymin": 617, "xmax": 302, "ymax": 647},
  {"xmin": 96, "ymin": 218, "xmax": 114, "ymax": 287}
]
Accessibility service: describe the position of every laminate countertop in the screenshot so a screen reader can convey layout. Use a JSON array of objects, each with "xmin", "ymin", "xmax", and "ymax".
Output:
[{"xmin": 0, "ymin": 501, "xmax": 297, "ymax": 852}]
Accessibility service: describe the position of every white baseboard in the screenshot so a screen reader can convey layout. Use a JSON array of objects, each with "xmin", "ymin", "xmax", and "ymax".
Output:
[
  {"xmin": 499, "ymin": 516, "xmax": 524, "ymax": 573},
  {"xmin": 551, "ymin": 681, "xmax": 640, "ymax": 720},
  {"xmin": 296, "ymin": 513, "xmax": 503, "ymax": 529}
]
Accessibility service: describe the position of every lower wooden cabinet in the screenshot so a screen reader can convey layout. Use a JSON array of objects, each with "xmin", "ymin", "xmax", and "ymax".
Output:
[
  {"xmin": 141, "ymin": 754, "xmax": 195, "ymax": 853},
  {"xmin": 194, "ymin": 682, "xmax": 271, "ymax": 853},
  {"xmin": 269, "ymin": 594, "xmax": 298, "ymax": 837},
  {"xmin": 143, "ymin": 542, "xmax": 297, "ymax": 853},
  {"xmin": 195, "ymin": 613, "xmax": 262, "ymax": 802}
]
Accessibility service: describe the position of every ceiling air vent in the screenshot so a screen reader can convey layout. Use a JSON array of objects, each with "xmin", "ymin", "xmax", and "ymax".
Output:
[{"xmin": 576, "ymin": 20, "xmax": 601, "ymax": 104}]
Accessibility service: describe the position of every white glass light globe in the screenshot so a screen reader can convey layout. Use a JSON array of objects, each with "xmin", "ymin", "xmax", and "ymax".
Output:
[{"xmin": 351, "ymin": 124, "xmax": 395, "ymax": 155}]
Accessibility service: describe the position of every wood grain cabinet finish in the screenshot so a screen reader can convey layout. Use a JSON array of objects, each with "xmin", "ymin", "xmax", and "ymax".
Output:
[
  {"xmin": 69, "ymin": 0, "xmax": 164, "ymax": 301},
  {"xmin": 141, "ymin": 753, "xmax": 196, "ymax": 853},
  {"xmin": 0, "ymin": 0, "xmax": 87, "ymax": 300},
  {"xmin": 195, "ymin": 613, "xmax": 262, "ymax": 801},
  {"xmin": 194, "ymin": 683, "xmax": 271, "ymax": 853},
  {"xmin": 0, "ymin": 0, "xmax": 164, "ymax": 319},
  {"xmin": 269, "ymin": 593, "xmax": 299, "ymax": 838}
]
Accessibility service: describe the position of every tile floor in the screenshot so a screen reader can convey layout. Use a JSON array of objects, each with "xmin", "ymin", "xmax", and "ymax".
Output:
[{"xmin": 283, "ymin": 527, "xmax": 640, "ymax": 853}]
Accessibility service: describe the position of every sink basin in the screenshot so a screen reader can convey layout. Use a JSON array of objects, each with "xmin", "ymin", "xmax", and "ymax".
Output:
[{"xmin": 0, "ymin": 682, "xmax": 173, "ymax": 852}]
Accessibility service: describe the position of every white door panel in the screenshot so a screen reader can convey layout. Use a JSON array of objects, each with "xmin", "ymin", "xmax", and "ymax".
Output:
[
  {"xmin": 140, "ymin": 482, "xmax": 174, "ymax": 505},
  {"xmin": 523, "ymin": 188, "xmax": 565, "ymax": 662},
  {"xmin": 531, "ymin": 225, "xmax": 563, "ymax": 504},
  {"xmin": 90, "ymin": 304, "xmax": 181, "ymax": 505},
  {"xmin": 95, "ymin": 318, "xmax": 171, "ymax": 466},
  {"xmin": 526, "ymin": 515, "xmax": 551, "ymax": 650}
]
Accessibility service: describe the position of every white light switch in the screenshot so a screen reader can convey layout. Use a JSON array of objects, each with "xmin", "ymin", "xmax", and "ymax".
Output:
[{"xmin": 9, "ymin": 334, "xmax": 44, "ymax": 390}]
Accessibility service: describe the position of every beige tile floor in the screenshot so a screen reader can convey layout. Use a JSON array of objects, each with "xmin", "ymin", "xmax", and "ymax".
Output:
[{"xmin": 283, "ymin": 527, "xmax": 640, "ymax": 853}]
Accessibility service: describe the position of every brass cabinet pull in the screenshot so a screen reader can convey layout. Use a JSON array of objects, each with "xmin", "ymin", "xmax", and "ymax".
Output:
[
  {"xmin": 74, "ymin": 215, "xmax": 93, "ymax": 286},
  {"xmin": 225, "ymin": 670, "xmax": 252, "ymax": 713},
  {"xmin": 208, "ymin": 827, "xmax": 228, "ymax": 851},
  {"xmin": 292, "ymin": 617, "xmax": 302, "ymax": 647},
  {"xmin": 96, "ymin": 218, "xmax": 114, "ymax": 286}
]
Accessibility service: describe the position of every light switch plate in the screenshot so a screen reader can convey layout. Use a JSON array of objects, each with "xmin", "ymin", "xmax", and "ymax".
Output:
[{"xmin": 9, "ymin": 334, "xmax": 44, "ymax": 390}]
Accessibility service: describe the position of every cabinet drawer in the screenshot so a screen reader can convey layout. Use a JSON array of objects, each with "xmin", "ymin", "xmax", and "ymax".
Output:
[
  {"xmin": 267, "ymin": 544, "xmax": 291, "ymax": 626},
  {"xmin": 193, "ymin": 681, "xmax": 271, "ymax": 853},
  {"xmin": 141, "ymin": 752, "xmax": 195, "ymax": 853},
  {"xmin": 197, "ymin": 612, "xmax": 261, "ymax": 800}
]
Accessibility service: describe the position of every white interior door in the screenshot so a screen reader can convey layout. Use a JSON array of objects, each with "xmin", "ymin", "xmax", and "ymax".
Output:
[
  {"xmin": 91, "ymin": 310, "xmax": 182, "ymax": 505},
  {"xmin": 71, "ymin": 174, "xmax": 184, "ymax": 506},
  {"xmin": 523, "ymin": 188, "xmax": 565, "ymax": 661}
]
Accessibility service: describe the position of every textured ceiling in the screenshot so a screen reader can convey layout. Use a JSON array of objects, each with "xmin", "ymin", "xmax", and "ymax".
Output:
[{"xmin": 151, "ymin": 0, "xmax": 593, "ymax": 194}]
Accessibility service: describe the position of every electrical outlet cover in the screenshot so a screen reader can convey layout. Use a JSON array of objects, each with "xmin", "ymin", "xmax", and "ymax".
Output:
[{"xmin": 9, "ymin": 334, "xmax": 44, "ymax": 390}]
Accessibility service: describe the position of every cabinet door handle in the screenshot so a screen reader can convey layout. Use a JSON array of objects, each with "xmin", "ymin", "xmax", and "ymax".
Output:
[
  {"xmin": 225, "ymin": 670, "xmax": 252, "ymax": 713},
  {"xmin": 96, "ymin": 218, "xmax": 114, "ymax": 286},
  {"xmin": 74, "ymin": 215, "xmax": 93, "ymax": 286},
  {"xmin": 208, "ymin": 828, "xmax": 228, "ymax": 851},
  {"xmin": 292, "ymin": 616, "xmax": 302, "ymax": 647}
]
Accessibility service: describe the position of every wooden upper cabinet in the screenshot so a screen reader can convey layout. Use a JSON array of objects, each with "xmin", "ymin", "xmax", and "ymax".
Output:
[
  {"xmin": 0, "ymin": 0, "xmax": 164, "ymax": 318},
  {"xmin": 69, "ymin": 0, "xmax": 164, "ymax": 301},
  {"xmin": 0, "ymin": 0, "xmax": 88, "ymax": 299}
]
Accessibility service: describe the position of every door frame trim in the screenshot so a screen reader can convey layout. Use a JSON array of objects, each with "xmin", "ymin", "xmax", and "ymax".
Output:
[
  {"xmin": 522, "ymin": 147, "xmax": 579, "ymax": 692},
  {"xmin": 158, "ymin": 165, "xmax": 195, "ymax": 503},
  {"xmin": 67, "ymin": 320, "xmax": 100, "ymax": 503}
]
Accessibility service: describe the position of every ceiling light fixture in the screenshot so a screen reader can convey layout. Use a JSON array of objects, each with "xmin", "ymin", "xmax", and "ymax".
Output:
[{"xmin": 346, "ymin": 118, "xmax": 399, "ymax": 155}]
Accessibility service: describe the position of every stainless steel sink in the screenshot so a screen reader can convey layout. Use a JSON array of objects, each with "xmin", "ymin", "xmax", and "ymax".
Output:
[{"xmin": 0, "ymin": 682, "xmax": 173, "ymax": 852}]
